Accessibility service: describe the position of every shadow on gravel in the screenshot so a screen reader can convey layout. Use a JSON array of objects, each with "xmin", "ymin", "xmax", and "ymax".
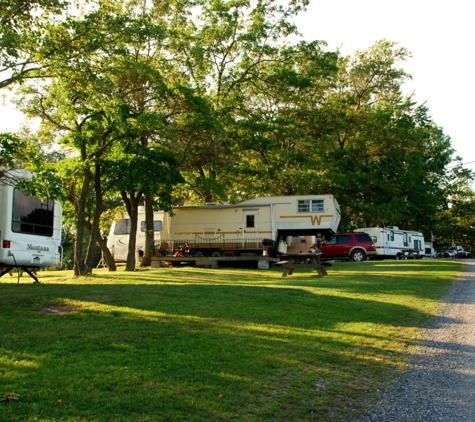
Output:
[{"xmin": 422, "ymin": 338, "xmax": 475, "ymax": 354}]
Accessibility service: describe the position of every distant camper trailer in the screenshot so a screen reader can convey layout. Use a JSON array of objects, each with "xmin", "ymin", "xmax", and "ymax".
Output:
[
  {"xmin": 424, "ymin": 241, "xmax": 436, "ymax": 258},
  {"xmin": 0, "ymin": 170, "xmax": 63, "ymax": 281},
  {"xmin": 356, "ymin": 226, "xmax": 425, "ymax": 259},
  {"xmin": 107, "ymin": 207, "xmax": 165, "ymax": 263},
  {"xmin": 107, "ymin": 195, "xmax": 341, "ymax": 261}
]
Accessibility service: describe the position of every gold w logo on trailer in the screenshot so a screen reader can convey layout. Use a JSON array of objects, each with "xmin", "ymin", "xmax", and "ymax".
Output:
[{"xmin": 280, "ymin": 215, "xmax": 333, "ymax": 226}]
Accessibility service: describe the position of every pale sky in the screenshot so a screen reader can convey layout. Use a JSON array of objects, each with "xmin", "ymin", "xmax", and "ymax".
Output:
[
  {"xmin": 1, "ymin": 0, "xmax": 473, "ymax": 173},
  {"xmin": 294, "ymin": 0, "xmax": 475, "ymax": 172}
]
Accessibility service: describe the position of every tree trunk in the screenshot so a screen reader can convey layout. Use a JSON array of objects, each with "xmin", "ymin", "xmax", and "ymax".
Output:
[
  {"xmin": 73, "ymin": 167, "xmax": 92, "ymax": 277},
  {"xmin": 84, "ymin": 164, "xmax": 103, "ymax": 273},
  {"xmin": 122, "ymin": 190, "xmax": 143, "ymax": 271},
  {"xmin": 98, "ymin": 236, "xmax": 117, "ymax": 270},
  {"xmin": 140, "ymin": 194, "xmax": 154, "ymax": 267},
  {"xmin": 84, "ymin": 220, "xmax": 117, "ymax": 271}
]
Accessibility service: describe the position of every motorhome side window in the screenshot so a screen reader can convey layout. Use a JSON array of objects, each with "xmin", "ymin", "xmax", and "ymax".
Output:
[
  {"xmin": 297, "ymin": 199, "xmax": 324, "ymax": 212},
  {"xmin": 140, "ymin": 221, "xmax": 163, "ymax": 232},
  {"xmin": 114, "ymin": 219, "xmax": 131, "ymax": 235},
  {"xmin": 12, "ymin": 188, "xmax": 54, "ymax": 236}
]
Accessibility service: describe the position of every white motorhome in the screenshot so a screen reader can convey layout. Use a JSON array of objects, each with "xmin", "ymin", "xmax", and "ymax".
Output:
[
  {"xmin": 0, "ymin": 170, "xmax": 63, "ymax": 282},
  {"xmin": 356, "ymin": 226, "xmax": 425, "ymax": 259},
  {"xmin": 107, "ymin": 195, "xmax": 341, "ymax": 260},
  {"xmin": 107, "ymin": 207, "xmax": 165, "ymax": 263}
]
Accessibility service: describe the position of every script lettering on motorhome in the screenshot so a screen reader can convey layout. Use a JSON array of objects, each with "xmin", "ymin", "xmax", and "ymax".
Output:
[{"xmin": 27, "ymin": 244, "xmax": 50, "ymax": 251}]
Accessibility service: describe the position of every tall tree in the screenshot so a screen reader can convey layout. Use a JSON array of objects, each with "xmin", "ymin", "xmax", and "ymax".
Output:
[
  {"xmin": 0, "ymin": 0, "xmax": 67, "ymax": 88},
  {"xmin": 312, "ymin": 41, "xmax": 454, "ymax": 232},
  {"xmin": 433, "ymin": 160, "xmax": 475, "ymax": 250},
  {"xmin": 16, "ymin": 6, "xmax": 138, "ymax": 275},
  {"xmin": 168, "ymin": 0, "xmax": 311, "ymax": 203},
  {"xmin": 18, "ymin": 0, "xmax": 188, "ymax": 272},
  {"xmin": 222, "ymin": 40, "xmax": 339, "ymax": 198}
]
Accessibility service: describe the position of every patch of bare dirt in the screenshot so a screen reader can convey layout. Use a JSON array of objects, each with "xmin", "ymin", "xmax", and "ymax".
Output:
[{"xmin": 39, "ymin": 305, "xmax": 81, "ymax": 315}]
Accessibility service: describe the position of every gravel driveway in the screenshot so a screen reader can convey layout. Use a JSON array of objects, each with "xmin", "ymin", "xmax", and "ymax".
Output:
[{"xmin": 360, "ymin": 260, "xmax": 475, "ymax": 421}]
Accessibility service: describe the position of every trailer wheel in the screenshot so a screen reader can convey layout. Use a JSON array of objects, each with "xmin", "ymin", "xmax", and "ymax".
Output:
[
  {"xmin": 211, "ymin": 250, "xmax": 222, "ymax": 257},
  {"xmin": 350, "ymin": 249, "xmax": 366, "ymax": 262},
  {"xmin": 193, "ymin": 251, "xmax": 204, "ymax": 257}
]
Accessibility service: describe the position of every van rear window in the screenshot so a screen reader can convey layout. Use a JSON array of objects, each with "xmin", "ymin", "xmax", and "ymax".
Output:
[{"xmin": 356, "ymin": 234, "xmax": 372, "ymax": 242}]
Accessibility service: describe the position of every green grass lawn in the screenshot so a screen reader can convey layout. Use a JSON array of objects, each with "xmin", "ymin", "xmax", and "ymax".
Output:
[{"xmin": 0, "ymin": 259, "xmax": 464, "ymax": 421}]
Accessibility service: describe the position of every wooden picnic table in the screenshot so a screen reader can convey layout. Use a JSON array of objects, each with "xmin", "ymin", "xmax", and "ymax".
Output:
[{"xmin": 279, "ymin": 252, "xmax": 328, "ymax": 277}]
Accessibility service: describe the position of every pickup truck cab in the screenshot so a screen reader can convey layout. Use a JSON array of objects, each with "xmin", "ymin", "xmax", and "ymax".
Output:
[
  {"xmin": 448, "ymin": 246, "xmax": 472, "ymax": 258},
  {"xmin": 438, "ymin": 245, "xmax": 472, "ymax": 259}
]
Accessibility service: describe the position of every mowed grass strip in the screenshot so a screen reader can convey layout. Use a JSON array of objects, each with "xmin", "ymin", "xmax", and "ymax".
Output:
[{"xmin": 0, "ymin": 259, "xmax": 463, "ymax": 421}]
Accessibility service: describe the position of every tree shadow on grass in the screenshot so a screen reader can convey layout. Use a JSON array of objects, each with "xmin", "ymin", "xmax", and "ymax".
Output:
[{"xmin": 1, "ymin": 284, "xmax": 424, "ymax": 422}]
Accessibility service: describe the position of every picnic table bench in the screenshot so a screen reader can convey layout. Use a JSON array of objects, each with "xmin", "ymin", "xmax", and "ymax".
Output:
[{"xmin": 278, "ymin": 252, "xmax": 328, "ymax": 277}]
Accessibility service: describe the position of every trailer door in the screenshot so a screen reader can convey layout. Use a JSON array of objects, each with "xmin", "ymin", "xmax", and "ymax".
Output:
[
  {"xmin": 243, "ymin": 209, "xmax": 259, "ymax": 246},
  {"xmin": 413, "ymin": 236, "xmax": 423, "ymax": 253},
  {"xmin": 383, "ymin": 230, "xmax": 390, "ymax": 255}
]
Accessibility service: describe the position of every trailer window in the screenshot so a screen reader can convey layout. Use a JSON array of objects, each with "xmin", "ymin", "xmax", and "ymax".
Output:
[
  {"xmin": 297, "ymin": 199, "xmax": 324, "ymax": 212},
  {"xmin": 246, "ymin": 215, "xmax": 255, "ymax": 228},
  {"xmin": 12, "ymin": 188, "xmax": 54, "ymax": 236}
]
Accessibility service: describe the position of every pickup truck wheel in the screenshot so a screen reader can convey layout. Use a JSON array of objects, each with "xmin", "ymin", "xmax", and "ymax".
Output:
[
  {"xmin": 193, "ymin": 251, "xmax": 204, "ymax": 257},
  {"xmin": 350, "ymin": 249, "xmax": 366, "ymax": 262}
]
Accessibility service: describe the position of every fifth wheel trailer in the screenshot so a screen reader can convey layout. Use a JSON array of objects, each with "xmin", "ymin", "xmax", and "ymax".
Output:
[
  {"xmin": 355, "ymin": 226, "xmax": 425, "ymax": 259},
  {"xmin": 0, "ymin": 170, "xmax": 63, "ymax": 282},
  {"xmin": 107, "ymin": 195, "xmax": 341, "ymax": 261}
]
